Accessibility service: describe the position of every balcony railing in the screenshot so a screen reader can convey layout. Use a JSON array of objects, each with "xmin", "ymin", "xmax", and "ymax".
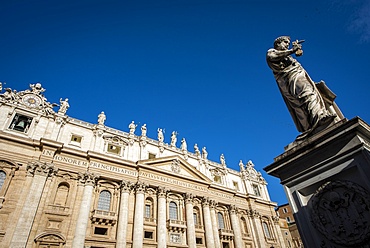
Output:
[
  {"xmin": 91, "ymin": 209, "xmax": 117, "ymax": 225},
  {"xmin": 219, "ymin": 228, "xmax": 234, "ymax": 240},
  {"xmin": 167, "ymin": 219, "xmax": 187, "ymax": 232},
  {"xmin": 144, "ymin": 217, "xmax": 156, "ymax": 223},
  {"xmin": 46, "ymin": 204, "xmax": 70, "ymax": 216},
  {"xmin": 194, "ymin": 224, "xmax": 204, "ymax": 230}
]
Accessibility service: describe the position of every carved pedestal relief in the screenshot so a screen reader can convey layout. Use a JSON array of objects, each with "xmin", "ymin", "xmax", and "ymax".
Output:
[{"xmin": 309, "ymin": 180, "xmax": 370, "ymax": 246}]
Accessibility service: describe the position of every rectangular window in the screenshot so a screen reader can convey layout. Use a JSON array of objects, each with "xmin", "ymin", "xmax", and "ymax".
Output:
[
  {"xmin": 9, "ymin": 114, "xmax": 33, "ymax": 133},
  {"xmin": 233, "ymin": 181, "xmax": 239, "ymax": 190},
  {"xmin": 107, "ymin": 143, "xmax": 121, "ymax": 155},
  {"xmin": 70, "ymin": 134, "xmax": 82, "ymax": 146},
  {"xmin": 283, "ymin": 208, "xmax": 288, "ymax": 213},
  {"xmin": 94, "ymin": 227, "xmax": 108, "ymax": 235},
  {"xmin": 196, "ymin": 237, "xmax": 203, "ymax": 244},
  {"xmin": 252, "ymin": 184, "xmax": 261, "ymax": 196},
  {"xmin": 222, "ymin": 242, "xmax": 230, "ymax": 248},
  {"xmin": 214, "ymin": 175, "xmax": 222, "ymax": 183},
  {"xmin": 148, "ymin": 153, "xmax": 156, "ymax": 159},
  {"xmin": 144, "ymin": 231, "xmax": 153, "ymax": 239},
  {"xmin": 193, "ymin": 213, "xmax": 198, "ymax": 225},
  {"xmin": 145, "ymin": 204, "xmax": 151, "ymax": 218}
]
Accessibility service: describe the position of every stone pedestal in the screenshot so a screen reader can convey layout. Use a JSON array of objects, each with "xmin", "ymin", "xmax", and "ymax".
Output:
[{"xmin": 264, "ymin": 117, "xmax": 370, "ymax": 248}]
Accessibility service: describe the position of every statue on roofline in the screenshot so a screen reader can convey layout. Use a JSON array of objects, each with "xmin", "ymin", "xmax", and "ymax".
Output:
[{"xmin": 266, "ymin": 36, "xmax": 344, "ymax": 139}]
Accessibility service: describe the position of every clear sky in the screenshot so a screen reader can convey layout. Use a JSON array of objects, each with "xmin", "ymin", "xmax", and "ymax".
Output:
[{"xmin": 1, "ymin": 0, "xmax": 369, "ymax": 206}]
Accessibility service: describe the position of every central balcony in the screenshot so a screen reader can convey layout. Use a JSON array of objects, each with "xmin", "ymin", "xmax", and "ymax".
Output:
[
  {"xmin": 91, "ymin": 209, "xmax": 117, "ymax": 225},
  {"xmin": 219, "ymin": 228, "xmax": 234, "ymax": 240},
  {"xmin": 167, "ymin": 219, "xmax": 187, "ymax": 232}
]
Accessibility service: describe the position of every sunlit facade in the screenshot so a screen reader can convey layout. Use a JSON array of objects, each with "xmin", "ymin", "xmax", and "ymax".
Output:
[{"xmin": 0, "ymin": 83, "xmax": 286, "ymax": 247}]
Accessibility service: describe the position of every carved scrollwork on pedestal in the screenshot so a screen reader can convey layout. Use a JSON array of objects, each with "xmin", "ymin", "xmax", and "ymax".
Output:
[{"xmin": 309, "ymin": 180, "xmax": 370, "ymax": 246}]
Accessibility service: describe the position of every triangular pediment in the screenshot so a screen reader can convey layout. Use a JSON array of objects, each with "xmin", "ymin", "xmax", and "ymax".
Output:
[{"xmin": 138, "ymin": 155, "xmax": 211, "ymax": 183}]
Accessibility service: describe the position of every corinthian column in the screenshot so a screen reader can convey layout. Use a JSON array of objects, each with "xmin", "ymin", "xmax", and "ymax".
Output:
[
  {"xmin": 185, "ymin": 193, "xmax": 196, "ymax": 248},
  {"xmin": 116, "ymin": 180, "xmax": 133, "ymax": 248},
  {"xmin": 202, "ymin": 197, "xmax": 215, "ymax": 248},
  {"xmin": 229, "ymin": 205, "xmax": 243, "ymax": 248},
  {"xmin": 249, "ymin": 209, "xmax": 262, "ymax": 247},
  {"xmin": 210, "ymin": 200, "xmax": 221, "ymax": 248},
  {"xmin": 132, "ymin": 182, "xmax": 147, "ymax": 248},
  {"xmin": 10, "ymin": 162, "xmax": 57, "ymax": 247},
  {"xmin": 157, "ymin": 187, "xmax": 168, "ymax": 248},
  {"xmin": 72, "ymin": 171, "xmax": 99, "ymax": 248}
]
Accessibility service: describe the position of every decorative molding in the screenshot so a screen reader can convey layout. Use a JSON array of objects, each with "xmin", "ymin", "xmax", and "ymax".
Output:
[{"xmin": 171, "ymin": 159, "xmax": 181, "ymax": 174}]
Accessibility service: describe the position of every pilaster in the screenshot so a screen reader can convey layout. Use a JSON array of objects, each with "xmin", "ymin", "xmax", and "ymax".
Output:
[
  {"xmin": 132, "ymin": 181, "xmax": 147, "ymax": 248},
  {"xmin": 72, "ymin": 171, "xmax": 99, "ymax": 247},
  {"xmin": 157, "ymin": 187, "xmax": 168, "ymax": 248},
  {"xmin": 185, "ymin": 193, "xmax": 196, "ymax": 248},
  {"xmin": 202, "ymin": 197, "xmax": 215, "ymax": 248},
  {"xmin": 116, "ymin": 180, "xmax": 133, "ymax": 248},
  {"xmin": 10, "ymin": 161, "xmax": 57, "ymax": 248}
]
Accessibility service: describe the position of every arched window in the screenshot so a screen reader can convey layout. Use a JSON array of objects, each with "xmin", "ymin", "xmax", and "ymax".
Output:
[
  {"xmin": 97, "ymin": 190, "xmax": 111, "ymax": 211},
  {"xmin": 169, "ymin": 201, "xmax": 178, "ymax": 220},
  {"xmin": 0, "ymin": 171, "xmax": 6, "ymax": 191},
  {"xmin": 193, "ymin": 207, "xmax": 201, "ymax": 225},
  {"xmin": 218, "ymin": 212, "xmax": 225, "ymax": 229},
  {"xmin": 54, "ymin": 183, "xmax": 70, "ymax": 206},
  {"xmin": 241, "ymin": 217, "xmax": 248, "ymax": 233},
  {"xmin": 262, "ymin": 221, "xmax": 272, "ymax": 239},
  {"xmin": 145, "ymin": 198, "xmax": 154, "ymax": 218}
]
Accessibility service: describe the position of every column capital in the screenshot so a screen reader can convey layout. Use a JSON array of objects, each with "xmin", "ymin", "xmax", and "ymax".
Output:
[
  {"xmin": 202, "ymin": 197, "xmax": 211, "ymax": 207},
  {"xmin": 248, "ymin": 209, "xmax": 260, "ymax": 218},
  {"xmin": 229, "ymin": 205, "xmax": 238, "ymax": 214},
  {"xmin": 78, "ymin": 171, "xmax": 99, "ymax": 186},
  {"xmin": 135, "ymin": 181, "xmax": 147, "ymax": 194},
  {"xmin": 120, "ymin": 180, "xmax": 133, "ymax": 193},
  {"xmin": 272, "ymin": 215, "xmax": 280, "ymax": 224},
  {"xmin": 26, "ymin": 161, "xmax": 58, "ymax": 177},
  {"xmin": 157, "ymin": 186, "xmax": 168, "ymax": 198},
  {"xmin": 184, "ymin": 193, "xmax": 194, "ymax": 204},
  {"xmin": 210, "ymin": 200, "xmax": 218, "ymax": 209}
]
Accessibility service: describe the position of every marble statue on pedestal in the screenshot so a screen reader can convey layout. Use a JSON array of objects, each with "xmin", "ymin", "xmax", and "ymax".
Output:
[
  {"xmin": 266, "ymin": 36, "xmax": 344, "ymax": 138},
  {"xmin": 129, "ymin": 121, "xmax": 137, "ymax": 135},
  {"xmin": 58, "ymin": 98, "xmax": 69, "ymax": 114},
  {"xmin": 98, "ymin": 111, "xmax": 106, "ymax": 125}
]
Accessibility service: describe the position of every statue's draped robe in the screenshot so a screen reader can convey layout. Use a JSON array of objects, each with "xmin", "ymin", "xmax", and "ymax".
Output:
[{"xmin": 267, "ymin": 49, "xmax": 343, "ymax": 133}]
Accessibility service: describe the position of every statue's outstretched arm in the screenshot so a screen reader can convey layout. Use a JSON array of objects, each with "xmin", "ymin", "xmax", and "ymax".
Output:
[{"xmin": 267, "ymin": 48, "xmax": 295, "ymax": 61}]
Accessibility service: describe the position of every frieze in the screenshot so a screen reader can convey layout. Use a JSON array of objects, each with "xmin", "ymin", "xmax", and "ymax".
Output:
[
  {"xmin": 53, "ymin": 155, "xmax": 88, "ymax": 167},
  {"xmin": 139, "ymin": 171, "xmax": 208, "ymax": 192},
  {"xmin": 90, "ymin": 162, "xmax": 137, "ymax": 177},
  {"xmin": 310, "ymin": 180, "xmax": 370, "ymax": 246},
  {"xmin": 50, "ymin": 154, "xmax": 247, "ymax": 203}
]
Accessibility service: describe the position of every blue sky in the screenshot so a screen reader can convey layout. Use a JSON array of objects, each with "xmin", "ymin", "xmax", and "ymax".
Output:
[{"xmin": 1, "ymin": 0, "xmax": 370, "ymax": 205}]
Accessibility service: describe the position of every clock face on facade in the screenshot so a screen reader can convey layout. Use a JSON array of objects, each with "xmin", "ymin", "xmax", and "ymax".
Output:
[{"xmin": 22, "ymin": 94, "xmax": 41, "ymax": 108}]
